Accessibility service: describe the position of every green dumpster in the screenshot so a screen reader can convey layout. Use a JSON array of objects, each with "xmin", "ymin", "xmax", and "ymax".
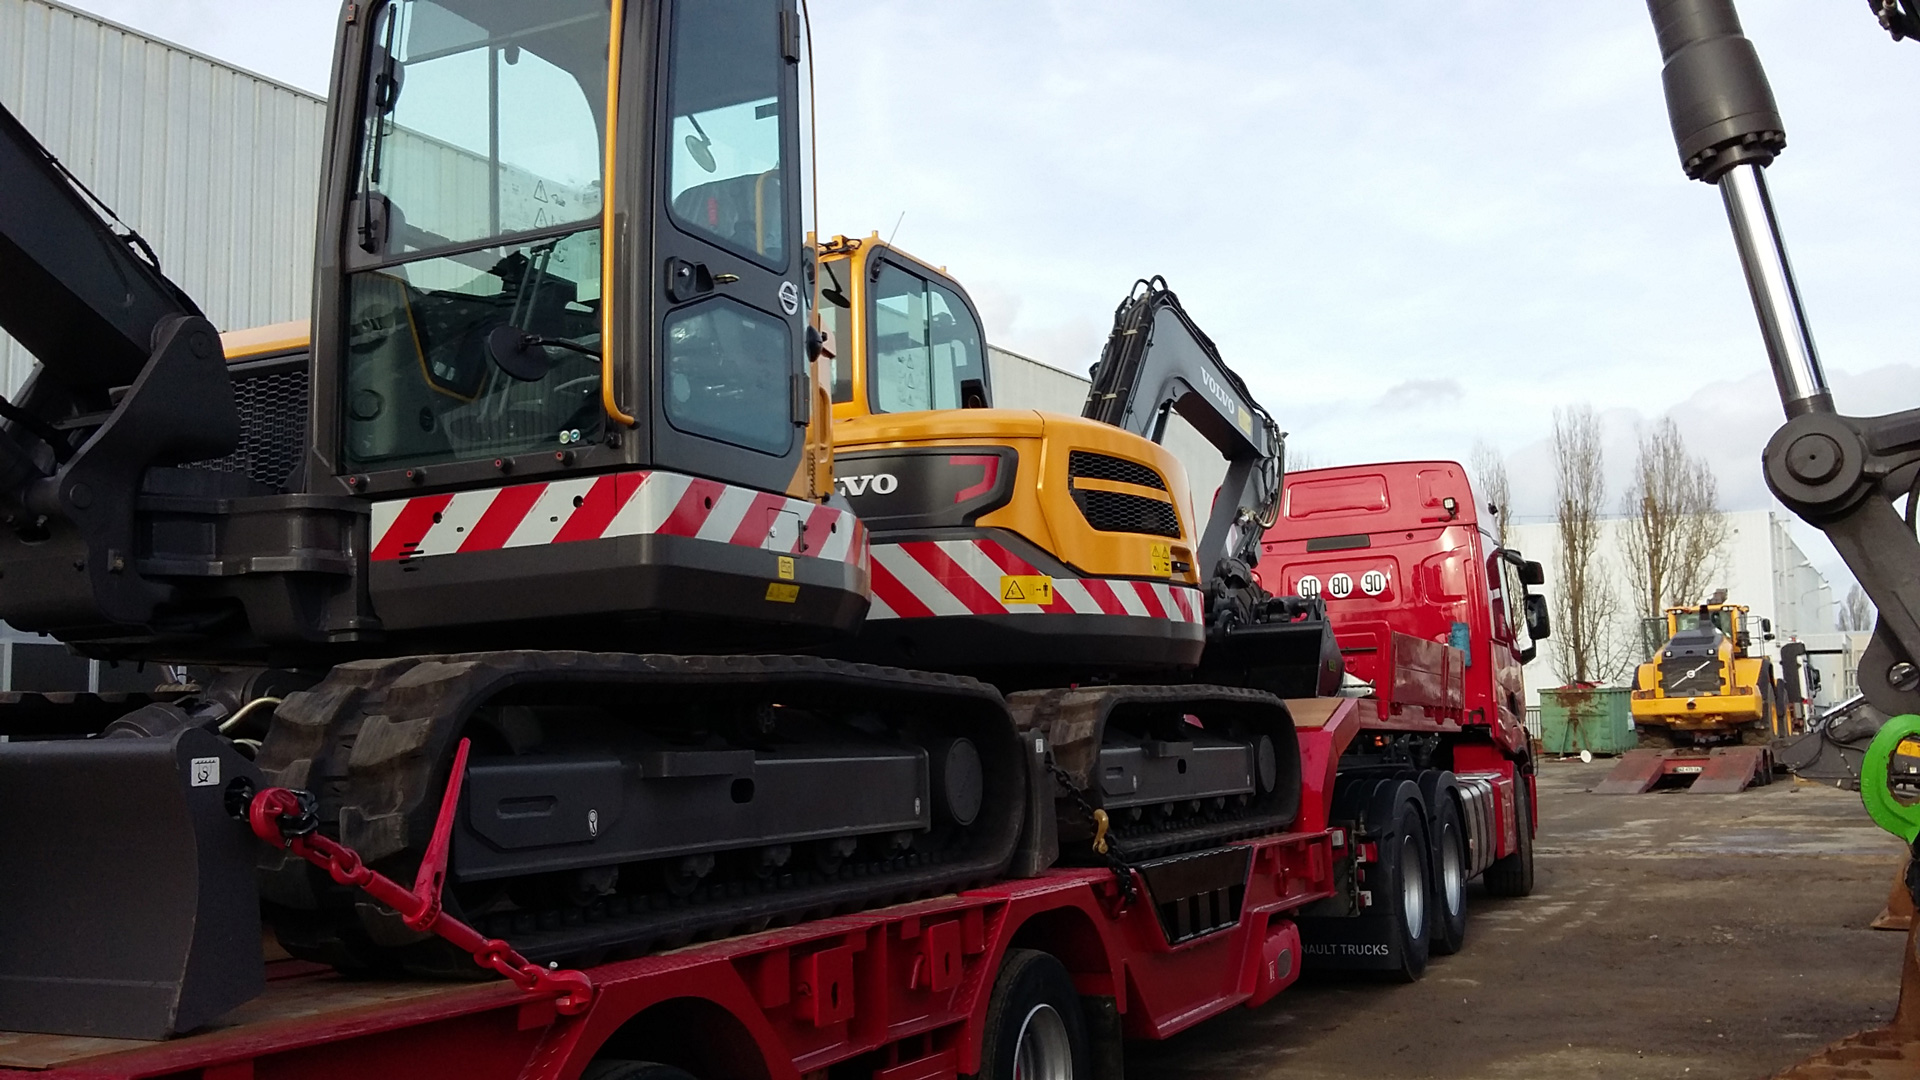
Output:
[{"xmin": 1538, "ymin": 685, "xmax": 1634, "ymax": 755}]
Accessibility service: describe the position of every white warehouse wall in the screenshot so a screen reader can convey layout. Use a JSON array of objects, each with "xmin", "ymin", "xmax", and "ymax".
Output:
[
  {"xmin": 0, "ymin": 0, "xmax": 325, "ymax": 395},
  {"xmin": 1505, "ymin": 510, "xmax": 1836, "ymax": 707}
]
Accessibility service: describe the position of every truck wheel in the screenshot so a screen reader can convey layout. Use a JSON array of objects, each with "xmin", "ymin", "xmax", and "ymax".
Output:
[
  {"xmin": 582, "ymin": 1063, "xmax": 698, "ymax": 1080},
  {"xmin": 1428, "ymin": 795, "xmax": 1469, "ymax": 956},
  {"xmin": 1483, "ymin": 772, "xmax": 1534, "ymax": 898},
  {"xmin": 1382, "ymin": 799, "xmax": 1431, "ymax": 982},
  {"xmin": 979, "ymin": 949, "xmax": 1091, "ymax": 1080}
]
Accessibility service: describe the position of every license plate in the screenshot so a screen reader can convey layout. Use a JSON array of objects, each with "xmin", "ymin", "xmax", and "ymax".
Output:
[{"xmin": 1673, "ymin": 765, "xmax": 1703, "ymax": 774}]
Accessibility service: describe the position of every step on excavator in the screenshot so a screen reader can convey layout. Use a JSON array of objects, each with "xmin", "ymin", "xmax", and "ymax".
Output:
[
  {"xmin": 1596, "ymin": 599, "xmax": 1782, "ymax": 794},
  {"xmin": 0, "ymin": 0, "xmax": 1054, "ymax": 1038},
  {"xmin": 815, "ymin": 236, "xmax": 1340, "ymax": 862},
  {"xmin": 1643, "ymin": 0, "xmax": 1920, "ymax": 1073}
]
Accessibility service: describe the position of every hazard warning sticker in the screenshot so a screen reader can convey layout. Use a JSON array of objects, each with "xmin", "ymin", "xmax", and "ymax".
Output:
[
  {"xmin": 1000, "ymin": 575, "xmax": 1054, "ymax": 605},
  {"xmin": 1150, "ymin": 543, "xmax": 1173, "ymax": 575}
]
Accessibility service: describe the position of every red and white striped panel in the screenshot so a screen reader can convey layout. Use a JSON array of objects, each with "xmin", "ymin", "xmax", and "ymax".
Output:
[
  {"xmin": 370, "ymin": 469, "xmax": 866, "ymax": 566},
  {"xmin": 869, "ymin": 538, "xmax": 1203, "ymax": 623}
]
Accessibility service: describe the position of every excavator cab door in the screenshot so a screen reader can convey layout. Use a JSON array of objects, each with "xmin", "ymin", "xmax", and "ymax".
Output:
[{"xmin": 647, "ymin": 0, "xmax": 812, "ymax": 494}]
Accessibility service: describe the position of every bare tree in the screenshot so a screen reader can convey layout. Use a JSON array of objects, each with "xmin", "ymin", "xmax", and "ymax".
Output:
[
  {"xmin": 1836, "ymin": 582, "xmax": 1875, "ymax": 632},
  {"xmin": 1469, "ymin": 440, "xmax": 1511, "ymax": 549},
  {"xmin": 1620, "ymin": 417, "xmax": 1729, "ymax": 619},
  {"xmin": 1550, "ymin": 405, "xmax": 1620, "ymax": 684},
  {"xmin": 1285, "ymin": 446, "xmax": 1325, "ymax": 472}
]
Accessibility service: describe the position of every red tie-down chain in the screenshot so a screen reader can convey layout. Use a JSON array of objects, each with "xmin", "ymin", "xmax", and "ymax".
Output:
[{"xmin": 246, "ymin": 738, "xmax": 594, "ymax": 1014}]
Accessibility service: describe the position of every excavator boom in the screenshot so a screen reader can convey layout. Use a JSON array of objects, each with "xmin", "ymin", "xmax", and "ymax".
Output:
[{"xmin": 1084, "ymin": 277, "xmax": 1282, "ymax": 572}]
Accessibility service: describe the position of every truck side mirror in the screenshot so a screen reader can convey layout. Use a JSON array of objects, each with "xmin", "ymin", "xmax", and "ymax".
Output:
[
  {"xmin": 1520, "ymin": 560, "xmax": 1545, "ymax": 587},
  {"xmin": 1524, "ymin": 593, "xmax": 1551, "ymax": 643},
  {"xmin": 1761, "ymin": 618, "xmax": 1772, "ymax": 634}
]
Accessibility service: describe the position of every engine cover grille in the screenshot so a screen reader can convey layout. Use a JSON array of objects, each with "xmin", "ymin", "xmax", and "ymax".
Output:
[
  {"xmin": 1659, "ymin": 655, "xmax": 1724, "ymax": 696},
  {"xmin": 1068, "ymin": 450, "xmax": 1167, "ymax": 491},
  {"xmin": 183, "ymin": 355, "xmax": 308, "ymax": 491},
  {"xmin": 1075, "ymin": 488, "xmax": 1182, "ymax": 538}
]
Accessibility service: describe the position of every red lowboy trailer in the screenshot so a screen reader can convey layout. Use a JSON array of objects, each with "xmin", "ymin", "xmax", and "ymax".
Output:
[
  {"xmin": 2, "ymin": 707, "xmax": 1359, "ymax": 1080},
  {"xmin": 0, "ymin": 680, "xmax": 1542, "ymax": 1080}
]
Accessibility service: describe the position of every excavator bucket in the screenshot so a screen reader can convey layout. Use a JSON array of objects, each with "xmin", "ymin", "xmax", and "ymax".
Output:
[{"xmin": 0, "ymin": 725, "xmax": 264, "ymax": 1038}]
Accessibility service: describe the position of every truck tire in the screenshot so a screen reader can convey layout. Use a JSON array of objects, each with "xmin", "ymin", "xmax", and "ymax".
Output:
[
  {"xmin": 979, "ymin": 949, "xmax": 1092, "ymax": 1080},
  {"xmin": 1483, "ymin": 772, "xmax": 1534, "ymax": 898},
  {"xmin": 582, "ymin": 1064, "xmax": 699, "ymax": 1080},
  {"xmin": 1428, "ymin": 794, "xmax": 1469, "ymax": 956},
  {"xmin": 1381, "ymin": 798, "xmax": 1431, "ymax": 983}
]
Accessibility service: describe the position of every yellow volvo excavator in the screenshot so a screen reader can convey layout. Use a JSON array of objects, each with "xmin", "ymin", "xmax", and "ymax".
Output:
[{"xmin": 814, "ymin": 234, "xmax": 1342, "ymax": 860}]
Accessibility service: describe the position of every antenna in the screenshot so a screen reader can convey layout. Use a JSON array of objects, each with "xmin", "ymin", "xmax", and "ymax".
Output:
[{"xmin": 871, "ymin": 211, "xmax": 906, "ymax": 280}]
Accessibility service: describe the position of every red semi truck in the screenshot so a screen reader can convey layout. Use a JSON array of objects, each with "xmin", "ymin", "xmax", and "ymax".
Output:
[
  {"xmin": 0, "ymin": 458, "xmax": 1544, "ymax": 1080},
  {"xmin": 1258, "ymin": 460, "xmax": 1550, "ymax": 972}
]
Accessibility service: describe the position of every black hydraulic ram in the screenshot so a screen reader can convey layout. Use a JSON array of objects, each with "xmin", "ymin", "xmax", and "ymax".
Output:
[{"xmin": 1646, "ymin": 0, "xmax": 1920, "ymax": 717}]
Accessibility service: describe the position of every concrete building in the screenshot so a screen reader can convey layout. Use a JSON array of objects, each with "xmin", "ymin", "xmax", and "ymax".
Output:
[
  {"xmin": 1505, "ymin": 510, "xmax": 1837, "ymax": 707},
  {"xmin": 0, "ymin": 0, "xmax": 326, "ymax": 397}
]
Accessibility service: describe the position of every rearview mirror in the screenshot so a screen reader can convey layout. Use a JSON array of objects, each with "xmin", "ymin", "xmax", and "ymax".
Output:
[
  {"xmin": 685, "ymin": 132, "xmax": 716, "ymax": 173},
  {"xmin": 1525, "ymin": 593, "xmax": 1551, "ymax": 642},
  {"xmin": 1520, "ymin": 560, "xmax": 1545, "ymax": 586},
  {"xmin": 485, "ymin": 325, "xmax": 555, "ymax": 382}
]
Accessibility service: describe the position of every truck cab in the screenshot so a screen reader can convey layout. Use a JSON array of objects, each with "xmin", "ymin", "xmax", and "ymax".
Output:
[{"xmin": 1258, "ymin": 461, "xmax": 1548, "ymax": 755}]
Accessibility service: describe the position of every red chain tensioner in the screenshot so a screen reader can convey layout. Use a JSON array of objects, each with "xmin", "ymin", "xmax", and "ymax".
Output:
[{"xmin": 244, "ymin": 738, "xmax": 594, "ymax": 1014}]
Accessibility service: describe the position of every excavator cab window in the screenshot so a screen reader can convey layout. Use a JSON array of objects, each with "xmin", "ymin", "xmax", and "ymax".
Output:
[
  {"xmin": 819, "ymin": 257, "xmax": 854, "ymax": 403},
  {"xmin": 342, "ymin": 0, "xmax": 611, "ymax": 473},
  {"xmin": 868, "ymin": 261, "xmax": 986, "ymax": 414},
  {"xmin": 666, "ymin": 4, "xmax": 787, "ymax": 266}
]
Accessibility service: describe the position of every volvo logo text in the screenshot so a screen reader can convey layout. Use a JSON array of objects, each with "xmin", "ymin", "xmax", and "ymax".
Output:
[{"xmin": 836, "ymin": 473, "xmax": 898, "ymax": 496}]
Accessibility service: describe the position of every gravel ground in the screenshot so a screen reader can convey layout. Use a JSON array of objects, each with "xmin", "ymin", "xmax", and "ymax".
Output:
[{"xmin": 1124, "ymin": 758, "xmax": 1908, "ymax": 1079}]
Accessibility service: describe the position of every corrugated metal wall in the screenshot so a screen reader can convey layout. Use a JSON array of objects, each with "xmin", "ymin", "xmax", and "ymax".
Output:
[{"xmin": 0, "ymin": 0, "xmax": 326, "ymax": 395}]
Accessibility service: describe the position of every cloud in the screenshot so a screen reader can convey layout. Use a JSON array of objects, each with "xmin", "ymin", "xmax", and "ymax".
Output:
[
  {"xmin": 1374, "ymin": 378, "xmax": 1464, "ymax": 412},
  {"xmin": 47, "ymin": 0, "xmax": 1916, "ymax": 613}
]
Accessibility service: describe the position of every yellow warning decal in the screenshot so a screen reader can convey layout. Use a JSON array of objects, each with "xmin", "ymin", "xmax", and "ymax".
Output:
[
  {"xmin": 777, "ymin": 555, "xmax": 795, "ymax": 580},
  {"xmin": 765, "ymin": 582, "xmax": 800, "ymax": 603},
  {"xmin": 1150, "ymin": 543, "xmax": 1173, "ymax": 575},
  {"xmin": 1000, "ymin": 575, "xmax": 1053, "ymax": 605}
]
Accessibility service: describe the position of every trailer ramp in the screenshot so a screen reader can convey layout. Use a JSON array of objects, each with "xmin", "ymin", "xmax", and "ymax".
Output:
[{"xmin": 1593, "ymin": 746, "xmax": 1774, "ymax": 794}]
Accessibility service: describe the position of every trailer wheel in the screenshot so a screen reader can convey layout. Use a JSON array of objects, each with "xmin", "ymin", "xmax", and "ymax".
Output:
[
  {"xmin": 1428, "ymin": 794, "xmax": 1469, "ymax": 956},
  {"xmin": 979, "ymin": 949, "xmax": 1091, "ymax": 1080},
  {"xmin": 1381, "ymin": 799, "xmax": 1431, "ymax": 983},
  {"xmin": 1483, "ymin": 772, "xmax": 1534, "ymax": 898},
  {"xmin": 581, "ymin": 1063, "xmax": 698, "ymax": 1080}
]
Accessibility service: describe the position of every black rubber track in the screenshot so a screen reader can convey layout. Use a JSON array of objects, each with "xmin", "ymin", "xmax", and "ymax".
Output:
[
  {"xmin": 254, "ymin": 651, "xmax": 1026, "ymax": 971},
  {"xmin": 1009, "ymin": 683, "xmax": 1301, "ymax": 864}
]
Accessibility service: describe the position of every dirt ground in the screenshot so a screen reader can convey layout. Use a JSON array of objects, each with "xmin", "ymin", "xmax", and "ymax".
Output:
[{"xmin": 1124, "ymin": 758, "xmax": 1910, "ymax": 1080}]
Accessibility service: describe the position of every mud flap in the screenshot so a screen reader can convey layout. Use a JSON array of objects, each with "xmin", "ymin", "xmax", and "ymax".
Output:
[
  {"xmin": 1296, "ymin": 914, "xmax": 1402, "ymax": 972},
  {"xmin": 0, "ymin": 727, "xmax": 264, "ymax": 1038}
]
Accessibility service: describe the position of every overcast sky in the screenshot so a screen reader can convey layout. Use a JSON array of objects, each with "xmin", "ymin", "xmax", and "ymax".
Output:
[{"xmin": 51, "ymin": 0, "xmax": 1920, "ymax": 602}]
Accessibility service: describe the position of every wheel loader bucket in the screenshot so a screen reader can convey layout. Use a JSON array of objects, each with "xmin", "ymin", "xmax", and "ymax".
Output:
[{"xmin": 0, "ymin": 727, "xmax": 264, "ymax": 1039}]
